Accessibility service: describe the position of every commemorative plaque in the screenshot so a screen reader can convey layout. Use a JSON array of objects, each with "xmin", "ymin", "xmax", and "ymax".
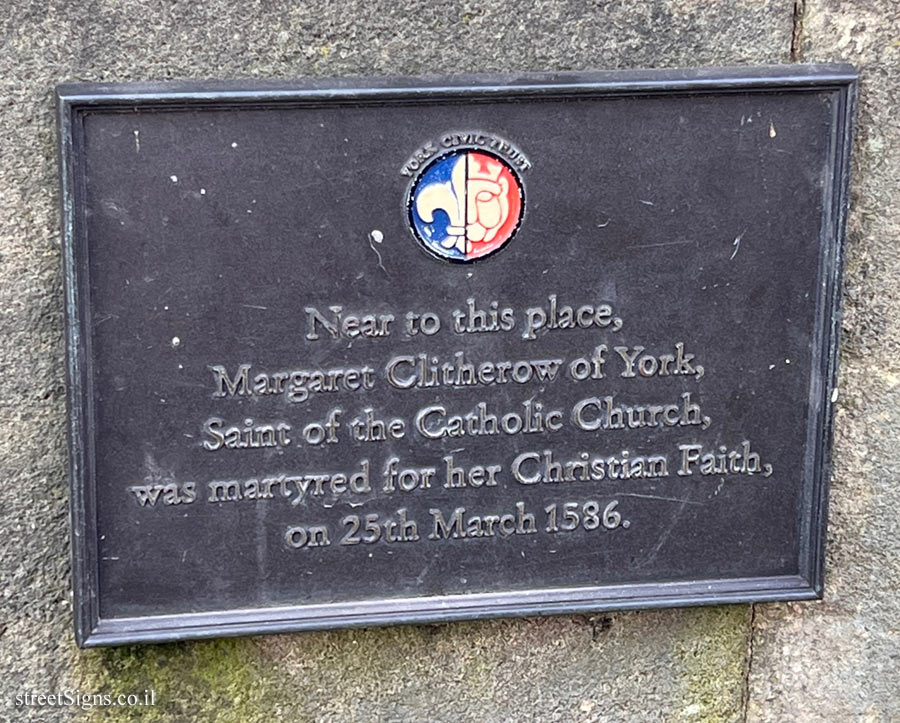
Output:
[{"xmin": 59, "ymin": 65, "xmax": 856, "ymax": 646}]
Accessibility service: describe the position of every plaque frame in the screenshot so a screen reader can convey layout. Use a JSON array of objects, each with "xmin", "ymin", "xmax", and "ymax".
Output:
[{"xmin": 58, "ymin": 64, "xmax": 857, "ymax": 647}]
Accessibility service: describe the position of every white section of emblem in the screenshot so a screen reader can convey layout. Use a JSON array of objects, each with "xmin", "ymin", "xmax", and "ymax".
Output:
[{"xmin": 415, "ymin": 155, "xmax": 469, "ymax": 254}]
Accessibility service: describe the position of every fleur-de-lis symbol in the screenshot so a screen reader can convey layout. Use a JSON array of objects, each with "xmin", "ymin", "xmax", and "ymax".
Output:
[{"xmin": 415, "ymin": 156, "xmax": 470, "ymax": 254}]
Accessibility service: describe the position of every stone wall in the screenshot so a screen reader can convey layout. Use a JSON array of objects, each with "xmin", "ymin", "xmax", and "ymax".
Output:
[{"xmin": 0, "ymin": 1, "xmax": 896, "ymax": 721}]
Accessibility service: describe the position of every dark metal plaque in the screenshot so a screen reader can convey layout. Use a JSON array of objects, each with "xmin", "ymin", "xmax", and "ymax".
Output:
[{"xmin": 59, "ymin": 65, "xmax": 856, "ymax": 647}]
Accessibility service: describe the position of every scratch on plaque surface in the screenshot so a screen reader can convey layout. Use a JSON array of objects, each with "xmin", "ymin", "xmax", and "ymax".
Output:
[
  {"xmin": 641, "ymin": 499, "xmax": 690, "ymax": 566},
  {"xmin": 415, "ymin": 560, "xmax": 433, "ymax": 584},
  {"xmin": 632, "ymin": 239, "xmax": 693, "ymax": 250},
  {"xmin": 367, "ymin": 229, "xmax": 387, "ymax": 275},
  {"xmin": 94, "ymin": 313, "xmax": 118, "ymax": 326},
  {"xmin": 731, "ymin": 228, "xmax": 747, "ymax": 260},
  {"xmin": 172, "ymin": 380, "xmax": 207, "ymax": 390},
  {"xmin": 617, "ymin": 492, "xmax": 703, "ymax": 506},
  {"xmin": 142, "ymin": 453, "xmax": 174, "ymax": 486},
  {"xmin": 133, "ymin": 129, "xmax": 140, "ymax": 152}
]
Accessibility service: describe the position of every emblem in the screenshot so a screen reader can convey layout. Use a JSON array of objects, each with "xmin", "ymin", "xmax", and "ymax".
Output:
[{"xmin": 405, "ymin": 135, "xmax": 527, "ymax": 263}]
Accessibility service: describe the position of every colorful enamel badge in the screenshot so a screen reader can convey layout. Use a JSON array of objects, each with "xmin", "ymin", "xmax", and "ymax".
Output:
[{"xmin": 408, "ymin": 149, "xmax": 524, "ymax": 262}]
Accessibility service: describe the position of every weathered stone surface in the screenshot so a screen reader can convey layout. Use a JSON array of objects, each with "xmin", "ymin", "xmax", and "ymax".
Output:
[
  {"xmin": 62, "ymin": 608, "xmax": 749, "ymax": 722},
  {"xmin": 747, "ymin": 2, "xmax": 900, "ymax": 721},
  {"xmin": 5, "ymin": 0, "xmax": 893, "ymax": 721}
]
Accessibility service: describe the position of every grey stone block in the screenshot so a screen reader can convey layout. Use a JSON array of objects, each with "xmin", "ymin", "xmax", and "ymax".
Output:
[
  {"xmin": 13, "ymin": 1, "xmax": 896, "ymax": 722},
  {"xmin": 748, "ymin": 1, "xmax": 900, "ymax": 721}
]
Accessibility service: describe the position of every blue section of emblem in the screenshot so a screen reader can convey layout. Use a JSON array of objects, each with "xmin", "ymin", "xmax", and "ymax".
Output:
[{"xmin": 410, "ymin": 152, "xmax": 466, "ymax": 260}]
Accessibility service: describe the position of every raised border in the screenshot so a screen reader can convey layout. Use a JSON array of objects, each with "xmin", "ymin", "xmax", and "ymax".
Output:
[{"xmin": 58, "ymin": 64, "xmax": 858, "ymax": 647}]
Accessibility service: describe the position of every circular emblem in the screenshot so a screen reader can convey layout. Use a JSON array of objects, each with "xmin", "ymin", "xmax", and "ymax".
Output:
[{"xmin": 408, "ymin": 149, "xmax": 524, "ymax": 262}]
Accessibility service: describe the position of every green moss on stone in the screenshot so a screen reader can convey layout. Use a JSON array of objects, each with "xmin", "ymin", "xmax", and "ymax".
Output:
[
  {"xmin": 249, "ymin": 622, "xmax": 495, "ymax": 720},
  {"xmin": 74, "ymin": 622, "xmax": 496, "ymax": 722},
  {"xmin": 671, "ymin": 606, "xmax": 751, "ymax": 723},
  {"xmin": 77, "ymin": 638, "xmax": 280, "ymax": 722}
]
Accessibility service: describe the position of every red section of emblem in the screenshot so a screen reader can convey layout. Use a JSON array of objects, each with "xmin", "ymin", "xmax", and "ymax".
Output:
[{"xmin": 464, "ymin": 151, "xmax": 523, "ymax": 260}]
